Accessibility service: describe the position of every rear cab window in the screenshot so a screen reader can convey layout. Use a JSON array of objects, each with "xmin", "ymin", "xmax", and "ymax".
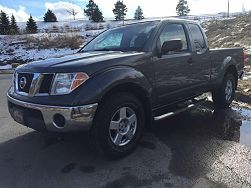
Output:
[{"xmin": 188, "ymin": 24, "xmax": 207, "ymax": 53}]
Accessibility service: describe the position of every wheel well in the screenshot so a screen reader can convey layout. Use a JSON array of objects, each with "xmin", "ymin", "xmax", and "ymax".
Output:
[
  {"xmin": 100, "ymin": 83, "xmax": 152, "ymax": 128},
  {"xmin": 225, "ymin": 65, "xmax": 238, "ymax": 88}
]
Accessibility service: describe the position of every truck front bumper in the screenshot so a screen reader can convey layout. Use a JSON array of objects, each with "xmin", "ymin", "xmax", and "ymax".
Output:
[{"xmin": 7, "ymin": 93, "xmax": 98, "ymax": 132}]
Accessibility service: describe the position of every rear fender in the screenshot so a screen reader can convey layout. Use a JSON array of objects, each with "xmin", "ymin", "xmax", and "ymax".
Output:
[{"xmin": 216, "ymin": 56, "xmax": 238, "ymax": 86}]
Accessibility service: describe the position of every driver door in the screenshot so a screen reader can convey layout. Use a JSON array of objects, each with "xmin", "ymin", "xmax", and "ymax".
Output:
[{"xmin": 153, "ymin": 23, "xmax": 194, "ymax": 105}]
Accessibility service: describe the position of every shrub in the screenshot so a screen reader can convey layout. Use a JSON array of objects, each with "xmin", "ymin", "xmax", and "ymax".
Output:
[
  {"xmin": 11, "ymin": 63, "xmax": 20, "ymax": 68},
  {"xmin": 24, "ymin": 34, "xmax": 85, "ymax": 50}
]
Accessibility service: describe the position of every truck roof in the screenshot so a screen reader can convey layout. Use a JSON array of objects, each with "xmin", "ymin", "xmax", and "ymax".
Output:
[{"xmin": 117, "ymin": 18, "xmax": 199, "ymax": 28}]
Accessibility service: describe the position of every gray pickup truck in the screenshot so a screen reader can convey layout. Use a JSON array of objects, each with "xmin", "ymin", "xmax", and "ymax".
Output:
[{"xmin": 7, "ymin": 19, "xmax": 245, "ymax": 158}]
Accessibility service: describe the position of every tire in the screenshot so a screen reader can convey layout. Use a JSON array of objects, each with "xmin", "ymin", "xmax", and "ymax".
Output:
[
  {"xmin": 212, "ymin": 73, "xmax": 236, "ymax": 109},
  {"xmin": 90, "ymin": 92, "xmax": 145, "ymax": 159}
]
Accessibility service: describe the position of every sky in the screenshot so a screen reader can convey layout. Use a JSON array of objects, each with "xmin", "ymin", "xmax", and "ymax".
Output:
[{"xmin": 0, "ymin": 0, "xmax": 250, "ymax": 22}]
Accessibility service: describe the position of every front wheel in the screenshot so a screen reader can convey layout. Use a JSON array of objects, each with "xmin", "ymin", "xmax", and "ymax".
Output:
[
  {"xmin": 212, "ymin": 73, "xmax": 236, "ymax": 108},
  {"xmin": 90, "ymin": 92, "xmax": 145, "ymax": 159}
]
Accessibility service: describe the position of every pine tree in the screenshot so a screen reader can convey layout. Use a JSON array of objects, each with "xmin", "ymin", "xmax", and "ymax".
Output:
[
  {"xmin": 0, "ymin": 10, "xmax": 10, "ymax": 35},
  {"xmin": 176, "ymin": 0, "xmax": 190, "ymax": 16},
  {"xmin": 43, "ymin": 9, "xmax": 57, "ymax": 22},
  {"xmin": 26, "ymin": 15, "xmax": 37, "ymax": 34},
  {"xmin": 10, "ymin": 14, "xmax": 19, "ymax": 34},
  {"xmin": 84, "ymin": 0, "xmax": 103, "ymax": 22},
  {"xmin": 84, "ymin": 0, "xmax": 96, "ymax": 18},
  {"xmin": 134, "ymin": 6, "xmax": 144, "ymax": 20},
  {"xmin": 113, "ymin": 1, "xmax": 127, "ymax": 21},
  {"xmin": 92, "ymin": 7, "xmax": 103, "ymax": 22}
]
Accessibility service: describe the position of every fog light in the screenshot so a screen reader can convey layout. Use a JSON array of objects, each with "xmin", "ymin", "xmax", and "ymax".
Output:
[{"xmin": 53, "ymin": 114, "xmax": 66, "ymax": 128}]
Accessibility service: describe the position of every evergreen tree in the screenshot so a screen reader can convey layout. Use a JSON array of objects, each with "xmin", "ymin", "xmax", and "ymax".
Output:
[
  {"xmin": 113, "ymin": 1, "xmax": 127, "ymax": 21},
  {"xmin": 92, "ymin": 7, "xmax": 103, "ymax": 22},
  {"xmin": 84, "ymin": 0, "xmax": 96, "ymax": 18},
  {"xmin": 10, "ymin": 14, "xmax": 19, "ymax": 34},
  {"xmin": 84, "ymin": 0, "xmax": 103, "ymax": 22},
  {"xmin": 43, "ymin": 9, "xmax": 57, "ymax": 22},
  {"xmin": 176, "ymin": 0, "xmax": 190, "ymax": 16},
  {"xmin": 134, "ymin": 6, "xmax": 144, "ymax": 20},
  {"xmin": 26, "ymin": 15, "xmax": 37, "ymax": 34},
  {"xmin": 0, "ymin": 10, "xmax": 10, "ymax": 35}
]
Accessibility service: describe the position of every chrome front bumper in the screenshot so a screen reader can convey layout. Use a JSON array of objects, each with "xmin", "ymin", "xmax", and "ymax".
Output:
[{"xmin": 7, "ymin": 94, "xmax": 98, "ymax": 132}]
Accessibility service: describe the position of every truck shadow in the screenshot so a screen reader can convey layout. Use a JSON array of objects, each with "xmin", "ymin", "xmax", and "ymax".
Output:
[{"xmin": 0, "ymin": 102, "xmax": 249, "ymax": 187}]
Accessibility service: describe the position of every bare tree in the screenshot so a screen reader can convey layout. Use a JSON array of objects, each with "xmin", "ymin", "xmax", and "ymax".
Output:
[{"xmin": 65, "ymin": 5, "xmax": 79, "ymax": 20}]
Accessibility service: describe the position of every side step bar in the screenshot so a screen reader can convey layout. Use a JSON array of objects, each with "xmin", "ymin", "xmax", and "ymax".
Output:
[{"xmin": 154, "ymin": 98, "xmax": 207, "ymax": 121}]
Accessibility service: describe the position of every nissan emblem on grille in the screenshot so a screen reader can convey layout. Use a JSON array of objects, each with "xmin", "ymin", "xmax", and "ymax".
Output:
[{"xmin": 19, "ymin": 77, "xmax": 27, "ymax": 89}]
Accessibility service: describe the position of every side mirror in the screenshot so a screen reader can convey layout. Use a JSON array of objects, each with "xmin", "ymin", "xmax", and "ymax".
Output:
[{"xmin": 161, "ymin": 39, "xmax": 183, "ymax": 55}]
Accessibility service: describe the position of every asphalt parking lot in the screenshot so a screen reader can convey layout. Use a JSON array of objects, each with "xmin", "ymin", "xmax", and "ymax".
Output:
[{"xmin": 1, "ymin": 74, "xmax": 251, "ymax": 188}]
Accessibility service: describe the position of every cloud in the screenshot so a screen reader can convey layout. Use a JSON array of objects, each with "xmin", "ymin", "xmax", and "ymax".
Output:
[
  {"xmin": 0, "ymin": 5, "xmax": 30, "ymax": 22},
  {"xmin": 2, "ymin": 0, "xmax": 251, "ymax": 23},
  {"xmin": 45, "ymin": 1, "xmax": 84, "ymax": 21}
]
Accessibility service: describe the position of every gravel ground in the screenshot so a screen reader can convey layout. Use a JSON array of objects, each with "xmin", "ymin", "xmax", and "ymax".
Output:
[{"xmin": 0, "ymin": 75, "xmax": 251, "ymax": 188}]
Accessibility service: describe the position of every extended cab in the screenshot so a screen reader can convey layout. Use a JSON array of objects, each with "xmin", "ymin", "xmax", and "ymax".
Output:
[{"xmin": 7, "ymin": 19, "xmax": 245, "ymax": 158}]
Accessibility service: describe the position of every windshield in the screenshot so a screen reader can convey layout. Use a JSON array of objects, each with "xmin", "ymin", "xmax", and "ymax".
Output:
[{"xmin": 81, "ymin": 22, "xmax": 159, "ymax": 52}]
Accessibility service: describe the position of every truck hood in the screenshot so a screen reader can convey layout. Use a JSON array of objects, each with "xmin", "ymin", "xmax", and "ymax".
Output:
[{"xmin": 18, "ymin": 51, "xmax": 146, "ymax": 75}]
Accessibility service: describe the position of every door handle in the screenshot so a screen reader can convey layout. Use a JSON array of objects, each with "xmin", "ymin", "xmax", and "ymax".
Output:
[{"xmin": 187, "ymin": 58, "xmax": 193, "ymax": 64}]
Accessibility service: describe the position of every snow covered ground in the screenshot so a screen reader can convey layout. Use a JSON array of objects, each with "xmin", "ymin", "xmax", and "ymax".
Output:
[
  {"xmin": 0, "ymin": 31, "xmax": 101, "ymax": 66},
  {"xmin": 0, "ymin": 35, "xmax": 76, "ymax": 64},
  {"xmin": 0, "ymin": 14, "xmax": 250, "ymax": 69},
  {"xmin": 0, "ymin": 35, "xmax": 77, "ymax": 61},
  {"xmin": 0, "ymin": 64, "xmax": 12, "ymax": 70}
]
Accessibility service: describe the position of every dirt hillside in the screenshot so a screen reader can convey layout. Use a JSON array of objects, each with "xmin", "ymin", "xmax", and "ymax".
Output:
[
  {"xmin": 202, "ymin": 15, "xmax": 251, "ymax": 104},
  {"xmin": 203, "ymin": 14, "xmax": 251, "ymax": 56}
]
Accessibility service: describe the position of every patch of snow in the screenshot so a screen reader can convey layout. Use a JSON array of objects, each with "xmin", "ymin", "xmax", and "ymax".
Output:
[
  {"xmin": 243, "ymin": 76, "xmax": 251, "ymax": 80},
  {"xmin": 217, "ymin": 36, "xmax": 230, "ymax": 41},
  {"xmin": 0, "ymin": 31, "xmax": 98, "ymax": 64},
  {"xmin": 243, "ymin": 71, "xmax": 251, "ymax": 80},
  {"xmin": 0, "ymin": 64, "xmax": 12, "ymax": 70},
  {"xmin": 0, "ymin": 47, "xmax": 77, "ymax": 63}
]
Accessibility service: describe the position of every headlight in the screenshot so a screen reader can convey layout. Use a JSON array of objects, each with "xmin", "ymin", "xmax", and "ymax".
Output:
[{"xmin": 50, "ymin": 72, "xmax": 89, "ymax": 95}]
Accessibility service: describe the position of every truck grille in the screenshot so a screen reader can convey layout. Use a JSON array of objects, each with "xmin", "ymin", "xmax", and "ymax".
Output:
[{"xmin": 15, "ymin": 73, "xmax": 54, "ymax": 96}]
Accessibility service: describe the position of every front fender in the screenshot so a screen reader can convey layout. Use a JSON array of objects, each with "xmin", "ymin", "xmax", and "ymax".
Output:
[{"xmin": 72, "ymin": 67, "xmax": 153, "ymax": 106}]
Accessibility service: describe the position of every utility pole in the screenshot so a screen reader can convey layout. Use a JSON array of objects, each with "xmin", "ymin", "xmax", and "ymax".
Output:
[
  {"xmin": 122, "ymin": 0, "xmax": 125, "ymax": 25},
  {"xmin": 242, "ymin": 2, "xmax": 246, "ymax": 14},
  {"xmin": 227, "ymin": 0, "xmax": 230, "ymax": 17}
]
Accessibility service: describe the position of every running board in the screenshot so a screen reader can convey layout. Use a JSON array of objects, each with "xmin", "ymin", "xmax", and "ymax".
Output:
[{"xmin": 154, "ymin": 99, "xmax": 206, "ymax": 121}]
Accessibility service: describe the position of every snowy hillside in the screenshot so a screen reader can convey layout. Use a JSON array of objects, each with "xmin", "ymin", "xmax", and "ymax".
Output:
[
  {"xmin": 0, "ymin": 30, "xmax": 103, "ymax": 66},
  {"xmin": 1, "ymin": 14, "xmax": 251, "ymax": 68}
]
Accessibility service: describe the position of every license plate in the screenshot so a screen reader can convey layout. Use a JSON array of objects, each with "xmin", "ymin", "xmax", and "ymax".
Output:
[{"xmin": 12, "ymin": 107, "xmax": 24, "ymax": 124}]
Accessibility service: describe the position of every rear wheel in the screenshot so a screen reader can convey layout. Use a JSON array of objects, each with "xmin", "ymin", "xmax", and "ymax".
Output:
[
  {"xmin": 212, "ymin": 73, "xmax": 236, "ymax": 108},
  {"xmin": 91, "ymin": 92, "xmax": 145, "ymax": 159}
]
